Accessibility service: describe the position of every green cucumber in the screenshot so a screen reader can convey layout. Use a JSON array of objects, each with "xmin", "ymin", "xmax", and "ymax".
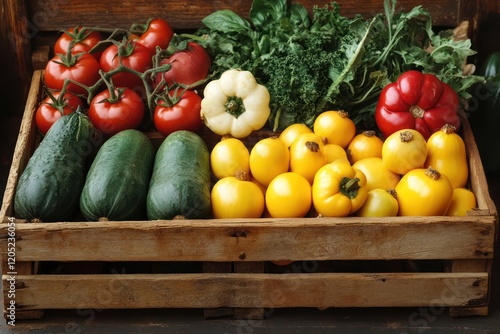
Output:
[
  {"xmin": 147, "ymin": 130, "xmax": 211, "ymax": 220},
  {"xmin": 478, "ymin": 51, "xmax": 500, "ymax": 78},
  {"xmin": 80, "ymin": 129, "xmax": 154, "ymax": 221},
  {"xmin": 14, "ymin": 111, "xmax": 97, "ymax": 222}
]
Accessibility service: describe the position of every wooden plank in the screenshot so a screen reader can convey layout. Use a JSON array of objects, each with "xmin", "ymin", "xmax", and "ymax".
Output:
[
  {"xmin": 3, "ymin": 262, "xmax": 44, "ymax": 321},
  {"xmin": 459, "ymin": 0, "xmax": 500, "ymax": 65},
  {"xmin": 31, "ymin": 46, "xmax": 50, "ymax": 71},
  {"xmin": 25, "ymin": 0, "xmax": 462, "ymax": 32},
  {"xmin": 5, "ymin": 272, "xmax": 488, "ymax": 310},
  {"xmin": 203, "ymin": 262, "xmax": 234, "ymax": 319},
  {"xmin": 233, "ymin": 262, "xmax": 267, "ymax": 320},
  {"xmin": 460, "ymin": 111, "xmax": 498, "ymax": 221},
  {"xmin": 0, "ymin": 217, "xmax": 494, "ymax": 262},
  {"xmin": 0, "ymin": 71, "xmax": 43, "ymax": 223},
  {"xmin": 449, "ymin": 259, "xmax": 492, "ymax": 317},
  {"xmin": 0, "ymin": 0, "xmax": 32, "ymax": 108}
]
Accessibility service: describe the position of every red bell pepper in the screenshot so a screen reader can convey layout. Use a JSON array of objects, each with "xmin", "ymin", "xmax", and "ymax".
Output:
[{"xmin": 375, "ymin": 70, "xmax": 461, "ymax": 140}]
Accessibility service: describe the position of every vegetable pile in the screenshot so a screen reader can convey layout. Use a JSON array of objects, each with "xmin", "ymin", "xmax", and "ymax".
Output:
[
  {"xmin": 197, "ymin": 0, "xmax": 482, "ymax": 130},
  {"xmin": 38, "ymin": 17, "xmax": 211, "ymax": 137},
  {"xmin": 15, "ymin": 0, "xmax": 482, "ymax": 224},
  {"xmin": 209, "ymin": 111, "xmax": 476, "ymax": 220}
]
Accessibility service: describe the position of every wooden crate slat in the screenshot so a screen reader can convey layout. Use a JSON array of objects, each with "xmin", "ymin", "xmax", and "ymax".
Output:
[
  {"xmin": 0, "ymin": 71, "xmax": 43, "ymax": 222},
  {"xmin": 449, "ymin": 259, "xmax": 493, "ymax": 317},
  {"xmin": 5, "ymin": 272, "xmax": 487, "ymax": 310},
  {"xmin": 26, "ymin": 0, "xmax": 461, "ymax": 32},
  {"xmin": 459, "ymin": 110, "xmax": 498, "ymax": 220},
  {"xmin": 0, "ymin": 217, "xmax": 494, "ymax": 262}
]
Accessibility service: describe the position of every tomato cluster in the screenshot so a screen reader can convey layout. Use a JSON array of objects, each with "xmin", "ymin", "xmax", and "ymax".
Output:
[{"xmin": 38, "ymin": 18, "xmax": 212, "ymax": 137}]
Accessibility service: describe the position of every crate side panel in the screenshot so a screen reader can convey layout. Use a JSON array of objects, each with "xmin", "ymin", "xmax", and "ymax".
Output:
[
  {"xmin": 460, "ymin": 111, "xmax": 497, "ymax": 218},
  {"xmin": 6, "ymin": 272, "xmax": 488, "ymax": 310},
  {"xmin": 0, "ymin": 217, "xmax": 494, "ymax": 262},
  {"xmin": 0, "ymin": 71, "xmax": 43, "ymax": 222}
]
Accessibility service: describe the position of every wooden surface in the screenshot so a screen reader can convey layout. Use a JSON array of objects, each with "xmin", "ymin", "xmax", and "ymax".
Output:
[
  {"xmin": 3, "ymin": 306, "xmax": 500, "ymax": 333},
  {"xmin": 0, "ymin": 218, "xmax": 494, "ymax": 262},
  {"xmin": 6, "ymin": 272, "xmax": 488, "ymax": 309},
  {"xmin": 25, "ymin": 0, "xmax": 464, "ymax": 30},
  {"xmin": 0, "ymin": 0, "xmax": 32, "ymax": 117}
]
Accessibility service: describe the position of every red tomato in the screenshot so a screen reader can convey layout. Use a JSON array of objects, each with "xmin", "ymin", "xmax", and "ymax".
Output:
[
  {"xmin": 53, "ymin": 26, "xmax": 103, "ymax": 61},
  {"xmin": 155, "ymin": 42, "xmax": 211, "ymax": 88},
  {"xmin": 35, "ymin": 91, "xmax": 84, "ymax": 135},
  {"xmin": 88, "ymin": 88, "xmax": 145, "ymax": 136},
  {"xmin": 44, "ymin": 53, "xmax": 101, "ymax": 96},
  {"xmin": 134, "ymin": 18, "xmax": 174, "ymax": 52},
  {"xmin": 100, "ymin": 41, "xmax": 153, "ymax": 93},
  {"xmin": 154, "ymin": 90, "xmax": 203, "ymax": 136},
  {"xmin": 375, "ymin": 70, "xmax": 461, "ymax": 140}
]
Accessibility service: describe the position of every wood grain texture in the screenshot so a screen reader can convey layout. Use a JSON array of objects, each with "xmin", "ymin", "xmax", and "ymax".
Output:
[
  {"xmin": 449, "ymin": 258, "xmax": 493, "ymax": 317},
  {"xmin": 203, "ymin": 262, "xmax": 234, "ymax": 319},
  {"xmin": 0, "ymin": 71, "xmax": 43, "ymax": 223},
  {"xmin": 25, "ymin": 0, "xmax": 462, "ymax": 32},
  {"xmin": 4, "ymin": 272, "xmax": 488, "ymax": 310},
  {"xmin": 459, "ymin": 110, "xmax": 498, "ymax": 235},
  {"xmin": 0, "ymin": 0, "xmax": 32, "ymax": 111},
  {"xmin": 0, "ymin": 217, "xmax": 494, "ymax": 262}
]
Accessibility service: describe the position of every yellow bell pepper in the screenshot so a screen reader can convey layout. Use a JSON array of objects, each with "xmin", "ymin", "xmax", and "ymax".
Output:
[
  {"xmin": 312, "ymin": 159, "xmax": 368, "ymax": 217},
  {"xmin": 200, "ymin": 69, "xmax": 271, "ymax": 138}
]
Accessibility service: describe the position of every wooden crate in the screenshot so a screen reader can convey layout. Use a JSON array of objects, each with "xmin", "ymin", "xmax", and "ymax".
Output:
[
  {"xmin": 0, "ymin": 67, "xmax": 497, "ymax": 321},
  {"xmin": 1, "ymin": 0, "xmax": 498, "ymax": 322}
]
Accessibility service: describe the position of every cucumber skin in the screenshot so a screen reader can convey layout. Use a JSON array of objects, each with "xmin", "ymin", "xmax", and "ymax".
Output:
[
  {"xmin": 147, "ymin": 130, "xmax": 211, "ymax": 220},
  {"xmin": 80, "ymin": 129, "xmax": 154, "ymax": 221},
  {"xmin": 14, "ymin": 112, "xmax": 97, "ymax": 222}
]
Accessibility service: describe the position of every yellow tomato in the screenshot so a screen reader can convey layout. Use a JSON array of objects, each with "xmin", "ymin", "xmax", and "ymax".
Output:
[
  {"xmin": 211, "ymin": 174, "xmax": 265, "ymax": 218},
  {"xmin": 425, "ymin": 124, "xmax": 468, "ymax": 189},
  {"xmin": 249, "ymin": 137, "xmax": 290, "ymax": 187},
  {"xmin": 347, "ymin": 130, "xmax": 384, "ymax": 164},
  {"xmin": 446, "ymin": 187, "xmax": 477, "ymax": 216},
  {"xmin": 210, "ymin": 137, "xmax": 250, "ymax": 179},
  {"xmin": 313, "ymin": 110, "xmax": 356, "ymax": 148},
  {"xmin": 356, "ymin": 189, "xmax": 399, "ymax": 217},
  {"xmin": 278, "ymin": 123, "xmax": 313, "ymax": 148},
  {"xmin": 312, "ymin": 159, "xmax": 368, "ymax": 217},
  {"xmin": 323, "ymin": 143, "xmax": 348, "ymax": 163},
  {"xmin": 395, "ymin": 167, "xmax": 453, "ymax": 216},
  {"xmin": 266, "ymin": 172, "xmax": 311, "ymax": 218},
  {"xmin": 382, "ymin": 129, "xmax": 428, "ymax": 175},
  {"xmin": 352, "ymin": 157, "xmax": 401, "ymax": 191},
  {"xmin": 289, "ymin": 132, "xmax": 327, "ymax": 184},
  {"xmin": 250, "ymin": 175, "xmax": 267, "ymax": 197}
]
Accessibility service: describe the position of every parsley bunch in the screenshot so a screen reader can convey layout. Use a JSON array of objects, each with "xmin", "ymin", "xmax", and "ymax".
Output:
[{"xmin": 196, "ymin": 0, "xmax": 482, "ymax": 131}]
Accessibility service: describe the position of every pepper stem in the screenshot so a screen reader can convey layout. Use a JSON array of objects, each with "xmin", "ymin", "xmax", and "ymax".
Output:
[
  {"xmin": 340, "ymin": 177, "xmax": 361, "ymax": 199},
  {"xmin": 305, "ymin": 141, "xmax": 320, "ymax": 152},
  {"xmin": 425, "ymin": 167, "xmax": 441, "ymax": 180},
  {"xmin": 409, "ymin": 105, "xmax": 425, "ymax": 118},
  {"xmin": 225, "ymin": 96, "xmax": 245, "ymax": 118},
  {"xmin": 399, "ymin": 130, "xmax": 414, "ymax": 142},
  {"xmin": 441, "ymin": 124, "xmax": 456, "ymax": 134}
]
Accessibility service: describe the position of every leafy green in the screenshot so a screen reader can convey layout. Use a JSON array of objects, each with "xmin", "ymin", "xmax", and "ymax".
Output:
[{"xmin": 196, "ymin": 0, "xmax": 483, "ymax": 131}]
